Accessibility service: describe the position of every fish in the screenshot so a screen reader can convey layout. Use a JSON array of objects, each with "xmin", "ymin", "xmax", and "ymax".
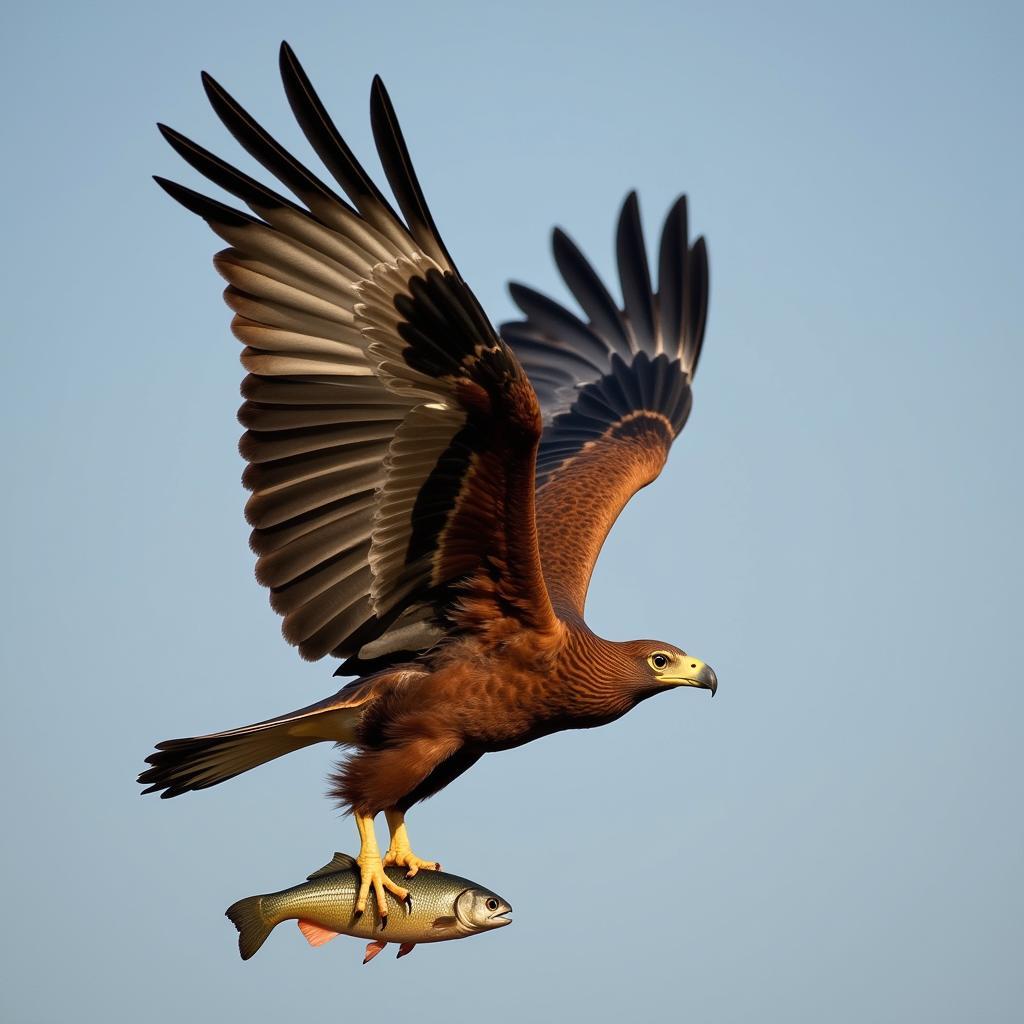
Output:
[{"xmin": 225, "ymin": 852, "xmax": 513, "ymax": 962}]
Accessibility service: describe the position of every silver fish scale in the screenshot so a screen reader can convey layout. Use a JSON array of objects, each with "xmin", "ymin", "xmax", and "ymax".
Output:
[{"xmin": 260, "ymin": 867, "xmax": 486, "ymax": 944}]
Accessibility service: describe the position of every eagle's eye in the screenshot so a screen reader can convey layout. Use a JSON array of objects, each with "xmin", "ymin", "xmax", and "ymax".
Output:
[
  {"xmin": 485, "ymin": 898, "xmax": 499, "ymax": 911},
  {"xmin": 649, "ymin": 652, "xmax": 671, "ymax": 671}
]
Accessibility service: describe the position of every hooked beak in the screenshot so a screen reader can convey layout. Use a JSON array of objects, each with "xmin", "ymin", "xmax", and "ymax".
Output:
[{"xmin": 664, "ymin": 657, "xmax": 718, "ymax": 696}]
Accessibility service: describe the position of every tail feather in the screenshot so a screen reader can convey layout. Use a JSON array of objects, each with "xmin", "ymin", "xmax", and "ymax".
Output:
[
  {"xmin": 138, "ymin": 726, "xmax": 316, "ymax": 798},
  {"xmin": 138, "ymin": 686, "xmax": 372, "ymax": 798},
  {"xmin": 225, "ymin": 895, "xmax": 274, "ymax": 960}
]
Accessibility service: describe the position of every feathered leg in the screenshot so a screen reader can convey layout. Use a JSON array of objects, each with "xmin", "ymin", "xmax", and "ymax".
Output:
[{"xmin": 333, "ymin": 733, "xmax": 467, "ymax": 913}]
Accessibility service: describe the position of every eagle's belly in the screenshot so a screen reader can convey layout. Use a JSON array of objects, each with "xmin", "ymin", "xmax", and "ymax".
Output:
[{"xmin": 371, "ymin": 658, "xmax": 638, "ymax": 810}]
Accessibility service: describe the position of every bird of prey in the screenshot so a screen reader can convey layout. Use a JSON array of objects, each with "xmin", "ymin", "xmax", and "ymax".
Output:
[{"xmin": 140, "ymin": 43, "xmax": 716, "ymax": 922}]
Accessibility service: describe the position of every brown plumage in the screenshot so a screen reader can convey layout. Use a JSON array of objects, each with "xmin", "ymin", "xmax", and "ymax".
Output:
[{"xmin": 140, "ymin": 43, "xmax": 716, "ymax": 915}]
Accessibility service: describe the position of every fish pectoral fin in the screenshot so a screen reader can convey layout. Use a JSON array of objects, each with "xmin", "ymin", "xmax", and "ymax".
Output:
[
  {"xmin": 363, "ymin": 940, "xmax": 388, "ymax": 964},
  {"xmin": 431, "ymin": 916, "xmax": 457, "ymax": 930},
  {"xmin": 297, "ymin": 920, "xmax": 341, "ymax": 948},
  {"xmin": 396, "ymin": 942, "xmax": 416, "ymax": 959}
]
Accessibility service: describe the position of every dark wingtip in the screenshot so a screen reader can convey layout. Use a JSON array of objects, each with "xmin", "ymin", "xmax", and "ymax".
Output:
[
  {"xmin": 200, "ymin": 69, "xmax": 235, "ymax": 113},
  {"xmin": 279, "ymin": 40, "xmax": 300, "ymax": 78},
  {"xmin": 153, "ymin": 175, "xmax": 257, "ymax": 227},
  {"xmin": 550, "ymin": 224, "xmax": 572, "ymax": 249},
  {"xmin": 507, "ymin": 281, "xmax": 533, "ymax": 307},
  {"xmin": 616, "ymin": 189, "xmax": 657, "ymax": 351},
  {"xmin": 156, "ymin": 122, "xmax": 191, "ymax": 153},
  {"xmin": 667, "ymin": 193, "xmax": 688, "ymax": 218},
  {"xmin": 368, "ymin": 76, "xmax": 397, "ymax": 133},
  {"xmin": 369, "ymin": 76, "xmax": 388, "ymax": 118},
  {"xmin": 152, "ymin": 175, "xmax": 186, "ymax": 201},
  {"xmin": 618, "ymin": 191, "xmax": 642, "ymax": 237}
]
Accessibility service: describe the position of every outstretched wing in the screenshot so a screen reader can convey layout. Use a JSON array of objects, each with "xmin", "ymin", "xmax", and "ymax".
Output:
[
  {"xmin": 501, "ymin": 193, "xmax": 709, "ymax": 618},
  {"xmin": 158, "ymin": 43, "xmax": 557, "ymax": 670}
]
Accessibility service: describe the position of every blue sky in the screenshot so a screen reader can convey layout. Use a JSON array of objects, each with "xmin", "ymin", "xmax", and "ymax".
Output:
[{"xmin": 2, "ymin": 1, "xmax": 1022, "ymax": 1021}]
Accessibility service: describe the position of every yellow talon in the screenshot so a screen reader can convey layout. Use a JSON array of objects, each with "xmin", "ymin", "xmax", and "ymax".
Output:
[
  {"xmin": 354, "ymin": 811, "xmax": 409, "ymax": 920},
  {"xmin": 384, "ymin": 808, "xmax": 441, "ymax": 879},
  {"xmin": 355, "ymin": 852, "xmax": 409, "ymax": 918},
  {"xmin": 383, "ymin": 848, "xmax": 440, "ymax": 878}
]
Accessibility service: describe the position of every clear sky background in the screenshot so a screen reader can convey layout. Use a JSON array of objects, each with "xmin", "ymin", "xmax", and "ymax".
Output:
[{"xmin": 3, "ymin": 1, "xmax": 1022, "ymax": 1020}]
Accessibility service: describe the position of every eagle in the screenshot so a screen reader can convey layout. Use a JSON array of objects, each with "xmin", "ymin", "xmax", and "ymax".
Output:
[{"xmin": 140, "ymin": 43, "xmax": 716, "ymax": 922}]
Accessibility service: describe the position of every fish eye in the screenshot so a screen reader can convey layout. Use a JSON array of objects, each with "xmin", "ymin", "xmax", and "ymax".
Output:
[
  {"xmin": 648, "ymin": 652, "xmax": 671, "ymax": 671},
  {"xmin": 485, "ymin": 898, "xmax": 499, "ymax": 911}
]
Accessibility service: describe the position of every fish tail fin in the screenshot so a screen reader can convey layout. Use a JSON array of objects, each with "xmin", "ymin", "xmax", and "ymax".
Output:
[{"xmin": 225, "ymin": 895, "xmax": 274, "ymax": 960}]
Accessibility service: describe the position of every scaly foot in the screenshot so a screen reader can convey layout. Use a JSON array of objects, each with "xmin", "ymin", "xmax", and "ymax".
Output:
[
  {"xmin": 354, "ymin": 848, "xmax": 410, "ymax": 922},
  {"xmin": 353, "ymin": 810, "xmax": 409, "ymax": 923},
  {"xmin": 383, "ymin": 845, "xmax": 440, "ymax": 878},
  {"xmin": 384, "ymin": 807, "xmax": 441, "ymax": 878}
]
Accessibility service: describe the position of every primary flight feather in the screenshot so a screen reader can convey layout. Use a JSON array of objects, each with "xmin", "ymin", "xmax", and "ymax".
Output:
[{"xmin": 140, "ymin": 42, "xmax": 716, "ymax": 920}]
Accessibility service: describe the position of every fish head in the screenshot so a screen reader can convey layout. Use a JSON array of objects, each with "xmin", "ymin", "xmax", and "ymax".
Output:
[{"xmin": 453, "ymin": 887, "xmax": 513, "ymax": 933}]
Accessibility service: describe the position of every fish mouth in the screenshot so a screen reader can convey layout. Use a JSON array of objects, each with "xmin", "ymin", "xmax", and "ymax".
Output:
[{"xmin": 489, "ymin": 908, "xmax": 513, "ymax": 928}]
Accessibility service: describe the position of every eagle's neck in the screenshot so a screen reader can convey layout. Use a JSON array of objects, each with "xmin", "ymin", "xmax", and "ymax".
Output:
[{"xmin": 557, "ymin": 625, "xmax": 652, "ymax": 720}]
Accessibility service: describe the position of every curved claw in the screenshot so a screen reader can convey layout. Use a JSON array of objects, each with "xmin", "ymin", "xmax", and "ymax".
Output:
[
  {"xmin": 354, "ymin": 854, "xmax": 410, "ymax": 921},
  {"xmin": 383, "ymin": 849, "xmax": 441, "ymax": 880}
]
